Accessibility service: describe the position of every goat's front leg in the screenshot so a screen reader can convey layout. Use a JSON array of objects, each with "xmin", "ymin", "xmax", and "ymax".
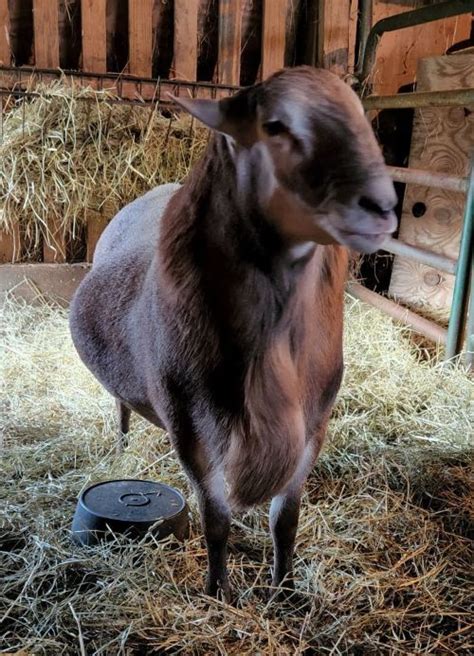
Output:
[
  {"xmin": 173, "ymin": 437, "xmax": 231, "ymax": 601},
  {"xmin": 269, "ymin": 488, "xmax": 302, "ymax": 591},
  {"xmin": 270, "ymin": 421, "xmax": 329, "ymax": 596}
]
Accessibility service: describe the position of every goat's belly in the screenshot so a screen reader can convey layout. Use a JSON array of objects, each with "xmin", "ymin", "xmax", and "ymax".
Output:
[{"xmin": 69, "ymin": 264, "xmax": 160, "ymax": 424}]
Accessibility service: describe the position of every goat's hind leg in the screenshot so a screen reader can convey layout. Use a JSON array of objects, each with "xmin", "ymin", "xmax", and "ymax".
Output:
[
  {"xmin": 116, "ymin": 399, "xmax": 131, "ymax": 453},
  {"xmin": 173, "ymin": 437, "xmax": 232, "ymax": 602}
]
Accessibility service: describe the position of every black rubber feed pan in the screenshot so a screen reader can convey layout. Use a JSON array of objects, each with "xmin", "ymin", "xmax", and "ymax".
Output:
[{"xmin": 72, "ymin": 479, "xmax": 189, "ymax": 546}]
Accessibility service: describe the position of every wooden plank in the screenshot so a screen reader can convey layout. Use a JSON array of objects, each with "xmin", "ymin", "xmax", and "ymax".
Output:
[
  {"xmin": 173, "ymin": 0, "xmax": 198, "ymax": 81},
  {"xmin": 0, "ymin": 263, "xmax": 90, "ymax": 306},
  {"xmin": 370, "ymin": 0, "xmax": 471, "ymax": 95},
  {"xmin": 217, "ymin": 0, "xmax": 242, "ymax": 86},
  {"xmin": 86, "ymin": 209, "xmax": 109, "ymax": 263},
  {"xmin": 389, "ymin": 54, "xmax": 474, "ymax": 318},
  {"xmin": 33, "ymin": 0, "xmax": 60, "ymax": 68},
  {"xmin": 262, "ymin": 0, "xmax": 287, "ymax": 79},
  {"xmin": 129, "ymin": 0, "xmax": 154, "ymax": 77},
  {"xmin": 81, "ymin": 0, "xmax": 107, "ymax": 73},
  {"xmin": 0, "ymin": 224, "xmax": 21, "ymax": 263},
  {"xmin": 317, "ymin": 0, "xmax": 351, "ymax": 77},
  {"xmin": 32, "ymin": 2, "xmax": 64, "ymax": 262},
  {"xmin": 0, "ymin": 0, "xmax": 10, "ymax": 66},
  {"xmin": 43, "ymin": 215, "xmax": 67, "ymax": 264}
]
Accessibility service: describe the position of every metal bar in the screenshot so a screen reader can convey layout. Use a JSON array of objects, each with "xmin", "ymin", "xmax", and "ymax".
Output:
[
  {"xmin": 347, "ymin": 282, "xmax": 447, "ymax": 344},
  {"xmin": 465, "ymin": 265, "xmax": 474, "ymax": 369},
  {"xmin": 445, "ymin": 157, "xmax": 474, "ymax": 361},
  {"xmin": 387, "ymin": 165, "xmax": 468, "ymax": 193},
  {"xmin": 0, "ymin": 65, "xmax": 240, "ymax": 92},
  {"xmin": 383, "ymin": 237, "xmax": 457, "ymax": 276},
  {"xmin": 357, "ymin": 0, "xmax": 372, "ymax": 73},
  {"xmin": 363, "ymin": 88, "xmax": 474, "ymax": 110},
  {"xmin": 360, "ymin": 0, "xmax": 474, "ymax": 80}
]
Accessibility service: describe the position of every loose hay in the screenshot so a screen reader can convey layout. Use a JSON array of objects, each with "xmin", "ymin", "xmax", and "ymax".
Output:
[
  {"xmin": 0, "ymin": 82, "xmax": 209, "ymax": 259},
  {"xmin": 0, "ymin": 295, "xmax": 472, "ymax": 654}
]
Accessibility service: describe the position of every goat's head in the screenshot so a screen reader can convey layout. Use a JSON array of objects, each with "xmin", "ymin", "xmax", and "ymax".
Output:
[{"xmin": 171, "ymin": 66, "xmax": 397, "ymax": 254}]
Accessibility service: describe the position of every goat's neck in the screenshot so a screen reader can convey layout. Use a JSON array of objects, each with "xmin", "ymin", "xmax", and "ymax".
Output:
[{"xmin": 157, "ymin": 136, "xmax": 325, "ymax": 347}]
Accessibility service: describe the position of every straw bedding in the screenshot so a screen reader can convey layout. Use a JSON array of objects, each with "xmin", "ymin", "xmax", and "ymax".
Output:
[
  {"xmin": 1, "ymin": 293, "xmax": 472, "ymax": 654},
  {"xmin": 0, "ymin": 83, "xmax": 209, "ymax": 260}
]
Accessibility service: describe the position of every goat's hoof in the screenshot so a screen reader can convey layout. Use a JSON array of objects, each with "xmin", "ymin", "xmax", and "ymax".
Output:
[
  {"xmin": 205, "ymin": 577, "xmax": 232, "ymax": 604},
  {"xmin": 268, "ymin": 578, "xmax": 297, "ymax": 603}
]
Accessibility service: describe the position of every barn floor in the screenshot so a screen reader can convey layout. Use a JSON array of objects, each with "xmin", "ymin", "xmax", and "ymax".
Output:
[{"xmin": 1, "ymin": 295, "xmax": 472, "ymax": 655}]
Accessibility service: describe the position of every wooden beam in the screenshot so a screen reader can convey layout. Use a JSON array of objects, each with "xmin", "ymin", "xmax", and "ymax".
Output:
[
  {"xmin": 0, "ymin": 263, "xmax": 90, "ymax": 306},
  {"xmin": 318, "ymin": 0, "xmax": 350, "ymax": 77},
  {"xmin": 33, "ymin": 0, "xmax": 59, "ymax": 68},
  {"xmin": 81, "ymin": 0, "xmax": 106, "ymax": 73},
  {"xmin": 218, "ymin": 0, "xmax": 242, "ymax": 86},
  {"xmin": 0, "ymin": 0, "xmax": 10, "ymax": 66},
  {"xmin": 128, "ymin": 0, "xmax": 154, "ymax": 77},
  {"xmin": 262, "ymin": 0, "xmax": 287, "ymax": 79},
  {"xmin": 173, "ymin": 0, "xmax": 198, "ymax": 81}
]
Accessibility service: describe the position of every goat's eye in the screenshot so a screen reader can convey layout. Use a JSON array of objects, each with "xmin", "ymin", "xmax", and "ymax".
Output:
[{"xmin": 262, "ymin": 120, "xmax": 288, "ymax": 137}]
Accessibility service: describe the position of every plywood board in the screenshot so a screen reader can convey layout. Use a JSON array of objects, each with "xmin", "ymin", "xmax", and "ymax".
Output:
[
  {"xmin": 129, "ymin": 0, "xmax": 154, "ymax": 77},
  {"xmin": 370, "ymin": 1, "xmax": 471, "ymax": 95},
  {"xmin": 81, "ymin": 0, "xmax": 106, "ymax": 73},
  {"xmin": 318, "ymin": 0, "xmax": 351, "ymax": 77},
  {"xmin": 173, "ymin": 0, "xmax": 198, "ymax": 81},
  {"xmin": 389, "ymin": 54, "xmax": 474, "ymax": 317},
  {"xmin": 262, "ymin": 0, "xmax": 287, "ymax": 79}
]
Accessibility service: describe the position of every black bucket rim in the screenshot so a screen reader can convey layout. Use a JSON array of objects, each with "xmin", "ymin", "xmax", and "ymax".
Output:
[{"xmin": 76, "ymin": 478, "xmax": 187, "ymax": 524}]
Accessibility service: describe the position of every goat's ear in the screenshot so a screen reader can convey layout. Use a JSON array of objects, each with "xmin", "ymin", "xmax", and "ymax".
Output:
[
  {"xmin": 167, "ymin": 95, "xmax": 225, "ymax": 131},
  {"xmin": 167, "ymin": 91, "xmax": 257, "ymax": 145}
]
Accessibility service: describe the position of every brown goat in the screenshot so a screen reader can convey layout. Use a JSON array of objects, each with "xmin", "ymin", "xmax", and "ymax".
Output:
[{"xmin": 70, "ymin": 66, "xmax": 396, "ymax": 601}]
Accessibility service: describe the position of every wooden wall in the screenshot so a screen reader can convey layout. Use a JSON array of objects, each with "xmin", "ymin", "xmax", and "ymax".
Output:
[{"xmin": 0, "ymin": 0, "xmax": 472, "ymax": 273}]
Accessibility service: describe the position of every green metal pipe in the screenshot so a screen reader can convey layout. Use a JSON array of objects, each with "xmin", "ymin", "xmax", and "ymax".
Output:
[
  {"xmin": 465, "ymin": 266, "xmax": 474, "ymax": 369},
  {"xmin": 363, "ymin": 88, "xmax": 474, "ymax": 110},
  {"xmin": 360, "ymin": 0, "xmax": 474, "ymax": 81},
  {"xmin": 357, "ymin": 0, "xmax": 373, "ymax": 74},
  {"xmin": 347, "ymin": 282, "xmax": 447, "ymax": 344},
  {"xmin": 383, "ymin": 237, "xmax": 457, "ymax": 276},
  {"xmin": 445, "ymin": 157, "xmax": 474, "ymax": 361}
]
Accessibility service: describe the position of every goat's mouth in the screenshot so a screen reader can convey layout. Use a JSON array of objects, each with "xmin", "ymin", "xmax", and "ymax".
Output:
[
  {"xmin": 336, "ymin": 227, "xmax": 395, "ymax": 253},
  {"xmin": 319, "ymin": 207, "xmax": 398, "ymax": 253}
]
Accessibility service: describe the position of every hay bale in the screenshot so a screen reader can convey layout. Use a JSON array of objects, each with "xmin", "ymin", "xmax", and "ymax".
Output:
[
  {"xmin": 1, "ymin": 294, "xmax": 472, "ymax": 654},
  {"xmin": 0, "ymin": 82, "xmax": 209, "ymax": 260}
]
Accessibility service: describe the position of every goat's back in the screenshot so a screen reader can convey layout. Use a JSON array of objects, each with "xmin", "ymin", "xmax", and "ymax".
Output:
[{"xmin": 93, "ymin": 183, "xmax": 181, "ymax": 269}]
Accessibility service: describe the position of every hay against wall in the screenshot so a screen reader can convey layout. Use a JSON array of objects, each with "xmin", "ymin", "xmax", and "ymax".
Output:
[
  {"xmin": 0, "ymin": 82, "xmax": 209, "ymax": 259},
  {"xmin": 1, "ymin": 295, "xmax": 472, "ymax": 654}
]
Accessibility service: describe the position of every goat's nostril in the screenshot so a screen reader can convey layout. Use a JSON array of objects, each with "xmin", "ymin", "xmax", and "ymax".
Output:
[{"xmin": 358, "ymin": 195, "xmax": 393, "ymax": 217}]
